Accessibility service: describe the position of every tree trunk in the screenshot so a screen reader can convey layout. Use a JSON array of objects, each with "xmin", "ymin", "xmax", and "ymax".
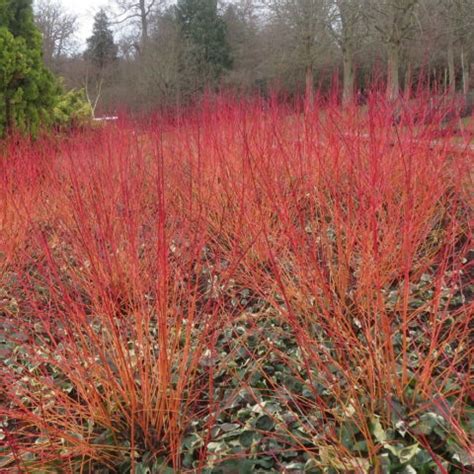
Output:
[
  {"xmin": 447, "ymin": 38, "xmax": 455, "ymax": 95},
  {"xmin": 139, "ymin": 0, "xmax": 149, "ymax": 51},
  {"xmin": 404, "ymin": 62, "xmax": 412, "ymax": 99},
  {"xmin": 305, "ymin": 65, "xmax": 314, "ymax": 112},
  {"xmin": 471, "ymin": 63, "xmax": 474, "ymax": 91},
  {"xmin": 460, "ymin": 45, "xmax": 468, "ymax": 96},
  {"xmin": 387, "ymin": 42, "xmax": 400, "ymax": 100},
  {"xmin": 342, "ymin": 47, "xmax": 354, "ymax": 104}
]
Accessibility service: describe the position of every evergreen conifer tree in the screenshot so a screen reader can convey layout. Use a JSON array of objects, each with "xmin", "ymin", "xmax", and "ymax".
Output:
[
  {"xmin": 85, "ymin": 9, "xmax": 118, "ymax": 71},
  {"xmin": 0, "ymin": 0, "xmax": 59, "ymax": 136},
  {"xmin": 175, "ymin": 0, "xmax": 232, "ymax": 87}
]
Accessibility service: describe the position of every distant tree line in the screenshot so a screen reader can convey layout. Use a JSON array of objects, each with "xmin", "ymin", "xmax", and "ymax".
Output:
[{"xmin": 31, "ymin": 0, "xmax": 474, "ymax": 112}]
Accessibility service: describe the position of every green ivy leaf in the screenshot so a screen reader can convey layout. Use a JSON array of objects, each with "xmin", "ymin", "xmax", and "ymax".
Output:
[
  {"xmin": 255, "ymin": 415, "xmax": 275, "ymax": 431},
  {"xmin": 239, "ymin": 430, "xmax": 258, "ymax": 447},
  {"xmin": 411, "ymin": 412, "xmax": 446, "ymax": 436},
  {"xmin": 386, "ymin": 443, "xmax": 420, "ymax": 464},
  {"xmin": 212, "ymin": 459, "xmax": 255, "ymax": 474},
  {"xmin": 371, "ymin": 416, "xmax": 387, "ymax": 444}
]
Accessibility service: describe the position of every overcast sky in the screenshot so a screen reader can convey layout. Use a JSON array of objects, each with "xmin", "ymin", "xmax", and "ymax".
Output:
[{"xmin": 57, "ymin": 0, "xmax": 109, "ymax": 47}]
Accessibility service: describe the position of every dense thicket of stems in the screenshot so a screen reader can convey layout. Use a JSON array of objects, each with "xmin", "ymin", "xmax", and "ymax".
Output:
[{"xmin": 0, "ymin": 93, "xmax": 472, "ymax": 471}]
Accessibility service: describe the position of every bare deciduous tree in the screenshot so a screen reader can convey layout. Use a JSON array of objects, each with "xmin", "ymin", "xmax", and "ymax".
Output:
[
  {"xmin": 34, "ymin": 0, "xmax": 78, "ymax": 70},
  {"xmin": 366, "ymin": 0, "xmax": 419, "ymax": 99},
  {"xmin": 325, "ymin": 0, "xmax": 366, "ymax": 102},
  {"xmin": 112, "ymin": 0, "xmax": 161, "ymax": 52},
  {"xmin": 437, "ymin": 0, "xmax": 474, "ymax": 95},
  {"xmin": 265, "ymin": 0, "xmax": 333, "ymax": 99}
]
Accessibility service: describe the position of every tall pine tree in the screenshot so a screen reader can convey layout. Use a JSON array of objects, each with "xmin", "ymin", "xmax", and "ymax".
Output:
[
  {"xmin": 0, "ymin": 0, "xmax": 59, "ymax": 136},
  {"xmin": 175, "ymin": 0, "xmax": 232, "ymax": 88},
  {"xmin": 85, "ymin": 9, "xmax": 118, "ymax": 71}
]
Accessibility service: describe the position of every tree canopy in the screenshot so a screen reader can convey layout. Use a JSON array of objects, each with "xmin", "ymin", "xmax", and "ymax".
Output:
[
  {"xmin": 85, "ymin": 9, "xmax": 118, "ymax": 71},
  {"xmin": 0, "ymin": 0, "xmax": 59, "ymax": 136},
  {"xmin": 176, "ymin": 0, "xmax": 232, "ymax": 88}
]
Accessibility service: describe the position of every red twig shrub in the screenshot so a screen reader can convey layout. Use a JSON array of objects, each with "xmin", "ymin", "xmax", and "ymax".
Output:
[{"xmin": 1, "ymin": 93, "xmax": 472, "ymax": 472}]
